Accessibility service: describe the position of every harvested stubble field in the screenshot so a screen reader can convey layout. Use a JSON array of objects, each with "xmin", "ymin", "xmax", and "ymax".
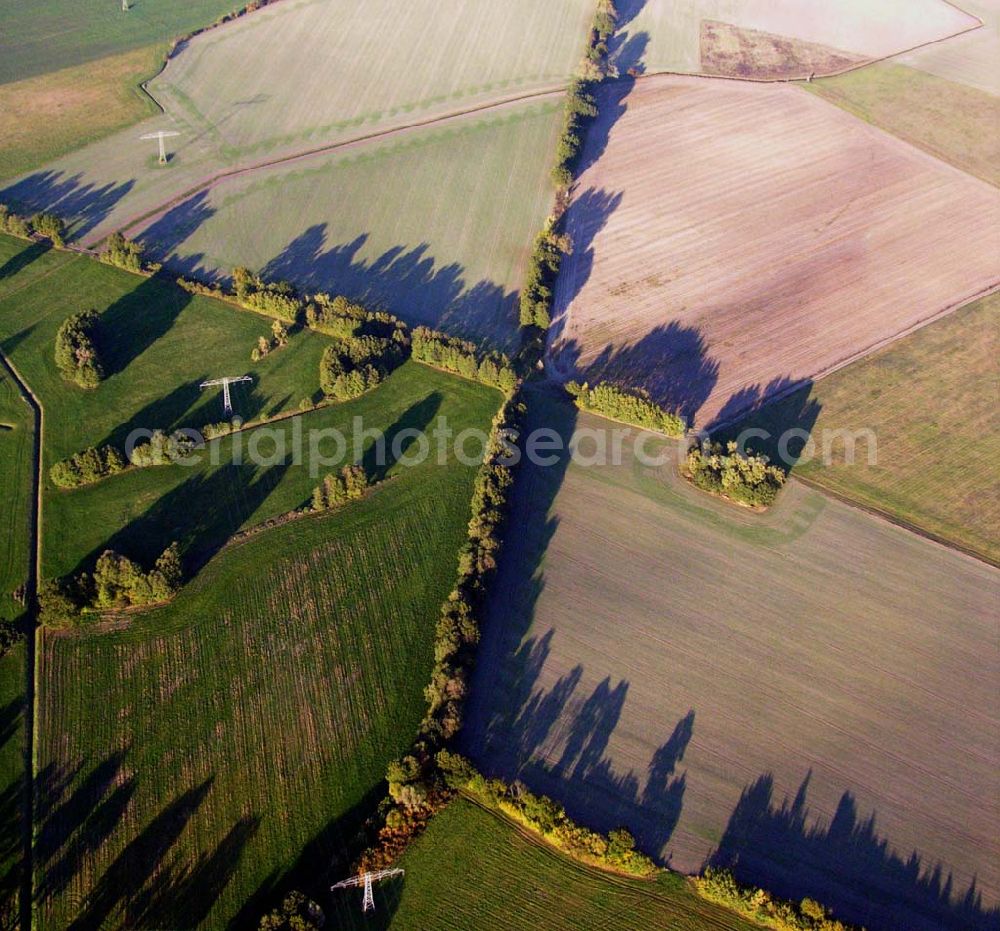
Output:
[
  {"xmin": 806, "ymin": 61, "xmax": 1000, "ymax": 186},
  {"xmin": 897, "ymin": 0, "xmax": 1000, "ymax": 95},
  {"xmin": 1, "ymin": 0, "xmax": 592, "ymax": 249},
  {"xmin": 731, "ymin": 293, "xmax": 1000, "ymax": 564},
  {"xmin": 549, "ymin": 75, "xmax": 1000, "ymax": 428},
  {"xmin": 624, "ymin": 0, "xmax": 979, "ymax": 78},
  {"xmin": 464, "ymin": 391, "xmax": 1000, "ymax": 931},
  {"xmin": 34, "ymin": 372, "xmax": 500, "ymax": 930},
  {"xmin": 0, "ymin": 234, "xmax": 328, "ymax": 467},
  {"xmin": 133, "ymin": 102, "xmax": 565, "ymax": 348},
  {"xmin": 0, "ymin": 364, "xmax": 33, "ymax": 620},
  {"xmin": 328, "ymin": 798, "xmax": 762, "ymax": 930}
]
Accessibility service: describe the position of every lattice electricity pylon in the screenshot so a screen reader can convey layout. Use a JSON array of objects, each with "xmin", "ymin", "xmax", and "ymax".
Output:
[
  {"xmin": 199, "ymin": 375, "xmax": 252, "ymax": 417},
  {"xmin": 331, "ymin": 868, "xmax": 404, "ymax": 914},
  {"xmin": 139, "ymin": 129, "xmax": 180, "ymax": 164}
]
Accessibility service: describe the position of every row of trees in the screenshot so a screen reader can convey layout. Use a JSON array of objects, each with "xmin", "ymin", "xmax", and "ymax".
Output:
[
  {"xmin": 566, "ymin": 380, "xmax": 685, "ymax": 435},
  {"xmin": 695, "ymin": 869, "xmax": 855, "ymax": 931},
  {"xmin": 232, "ymin": 266, "xmax": 302, "ymax": 321},
  {"xmin": 684, "ymin": 440, "xmax": 787, "ymax": 508},
  {"xmin": 357, "ymin": 396, "xmax": 523, "ymax": 871},
  {"xmin": 410, "ymin": 327, "xmax": 518, "ymax": 393},
  {"xmin": 54, "ymin": 309, "xmax": 103, "ymax": 388},
  {"xmin": 517, "ymin": 0, "xmax": 619, "ymax": 353},
  {"xmin": 38, "ymin": 542, "xmax": 183, "ymax": 627},
  {"xmin": 50, "ymin": 445, "xmax": 125, "ymax": 488},
  {"xmin": 0, "ymin": 204, "xmax": 65, "ymax": 246},
  {"xmin": 438, "ymin": 751, "xmax": 656, "ymax": 877},
  {"xmin": 311, "ymin": 464, "xmax": 367, "ymax": 511}
]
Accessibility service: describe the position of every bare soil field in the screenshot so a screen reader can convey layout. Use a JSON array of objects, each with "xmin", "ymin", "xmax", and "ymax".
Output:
[
  {"xmin": 548, "ymin": 75, "xmax": 1000, "ymax": 428},
  {"xmin": 624, "ymin": 0, "xmax": 980, "ymax": 78},
  {"xmin": 464, "ymin": 392, "xmax": 1000, "ymax": 931}
]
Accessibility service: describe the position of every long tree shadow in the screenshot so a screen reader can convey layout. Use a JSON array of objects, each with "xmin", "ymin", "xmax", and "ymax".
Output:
[
  {"xmin": 361, "ymin": 391, "xmax": 443, "ymax": 483},
  {"xmin": 96, "ymin": 379, "xmax": 206, "ymax": 451},
  {"xmin": 0, "ymin": 240, "xmax": 50, "ymax": 281},
  {"xmin": 97, "ymin": 274, "xmax": 193, "ymax": 378},
  {"xmin": 0, "ymin": 171, "xmax": 135, "ymax": 242},
  {"xmin": 709, "ymin": 772, "xmax": 1000, "ymax": 931},
  {"xmin": 137, "ymin": 189, "xmax": 216, "ymax": 266},
  {"xmin": 72, "ymin": 456, "xmax": 291, "ymax": 579}
]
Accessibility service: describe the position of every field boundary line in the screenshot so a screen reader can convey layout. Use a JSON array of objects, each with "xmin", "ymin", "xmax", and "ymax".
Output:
[
  {"xmin": 94, "ymin": 86, "xmax": 569, "ymax": 250},
  {"xmin": 790, "ymin": 472, "xmax": 1000, "ymax": 570},
  {"xmin": 0, "ymin": 349, "xmax": 42, "ymax": 931}
]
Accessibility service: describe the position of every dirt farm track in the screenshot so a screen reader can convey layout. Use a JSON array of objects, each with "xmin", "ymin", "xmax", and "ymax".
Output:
[{"xmin": 548, "ymin": 75, "xmax": 1000, "ymax": 428}]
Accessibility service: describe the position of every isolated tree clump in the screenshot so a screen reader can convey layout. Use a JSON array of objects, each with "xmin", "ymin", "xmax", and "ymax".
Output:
[
  {"xmin": 50, "ymin": 445, "xmax": 125, "ymax": 488},
  {"xmin": 90, "ymin": 542, "xmax": 183, "ymax": 609},
  {"xmin": 566, "ymin": 380, "xmax": 685, "ymax": 435},
  {"xmin": 54, "ymin": 310, "xmax": 103, "ymax": 388},
  {"xmin": 258, "ymin": 891, "xmax": 325, "ymax": 931},
  {"xmin": 684, "ymin": 440, "xmax": 786, "ymax": 507},
  {"xmin": 311, "ymin": 464, "xmax": 367, "ymax": 511}
]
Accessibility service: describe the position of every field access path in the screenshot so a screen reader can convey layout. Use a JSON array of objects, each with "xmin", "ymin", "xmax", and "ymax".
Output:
[{"xmin": 0, "ymin": 349, "xmax": 41, "ymax": 931}]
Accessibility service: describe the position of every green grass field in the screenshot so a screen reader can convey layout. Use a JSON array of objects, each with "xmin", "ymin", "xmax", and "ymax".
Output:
[
  {"xmin": 733, "ymin": 294, "xmax": 1000, "ymax": 564},
  {"xmin": 0, "ymin": 363, "xmax": 33, "ymax": 620},
  {"xmin": 0, "ymin": 234, "xmax": 328, "ymax": 468},
  {"xmin": 0, "ymin": 0, "xmax": 239, "ymax": 84},
  {"xmin": 328, "ymin": 798, "xmax": 762, "ymax": 929},
  {"xmin": 137, "ymin": 101, "xmax": 564, "ymax": 347},
  {"xmin": 464, "ymin": 389, "xmax": 1000, "ymax": 930},
  {"xmin": 806, "ymin": 62, "xmax": 1000, "ymax": 186},
  {"xmin": 35, "ymin": 363, "xmax": 500, "ymax": 929},
  {"xmin": 0, "ymin": 646, "xmax": 26, "ymax": 930}
]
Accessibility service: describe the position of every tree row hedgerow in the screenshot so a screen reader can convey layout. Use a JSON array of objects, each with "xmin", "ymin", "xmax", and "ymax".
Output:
[
  {"xmin": 0, "ymin": 203, "xmax": 64, "ymax": 246},
  {"xmin": 566, "ymin": 379, "xmax": 685, "ymax": 435}
]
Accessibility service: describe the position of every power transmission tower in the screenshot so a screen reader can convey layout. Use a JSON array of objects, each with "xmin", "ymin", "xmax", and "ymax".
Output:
[
  {"xmin": 140, "ymin": 129, "xmax": 181, "ymax": 164},
  {"xmin": 199, "ymin": 375, "xmax": 252, "ymax": 417},
  {"xmin": 331, "ymin": 868, "xmax": 404, "ymax": 914}
]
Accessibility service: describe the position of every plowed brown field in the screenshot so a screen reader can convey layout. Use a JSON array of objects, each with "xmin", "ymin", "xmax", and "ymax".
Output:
[{"xmin": 549, "ymin": 76, "xmax": 1000, "ymax": 428}]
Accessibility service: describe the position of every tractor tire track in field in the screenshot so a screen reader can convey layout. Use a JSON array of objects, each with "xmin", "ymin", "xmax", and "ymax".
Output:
[
  {"xmin": 0, "ymin": 350, "xmax": 41, "ymax": 931},
  {"xmin": 95, "ymin": 85, "xmax": 571, "ymax": 250}
]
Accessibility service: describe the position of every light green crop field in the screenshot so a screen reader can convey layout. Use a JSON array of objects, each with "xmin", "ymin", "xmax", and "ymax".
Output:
[
  {"xmin": 136, "ymin": 102, "xmax": 564, "ymax": 348},
  {"xmin": 34, "ymin": 365, "xmax": 500, "ymax": 930},
  {"xmin": 733, "ymin": 294, "xmax": 1000, "ymax": 564},
  {"xmin": 0, "ymin": 646, "xmax": 26, "ymax": 930},
  {"xmin": 806, "ymin": 62, "xmax": 1000, "ymax": 186},
  {"xmin": 0, "ymin": 234, "xmax": 328, "ymax": 468},
  {"xmin": 328, "ymin": 798, "xmax": 762, "ymax": 930},
  {"xmin": 464, "ymin": 390, "xmax": 1000, "ymax": 931},
  {"xmin": 0, "ymin": 364, "xmax": 33, "ymax": 620},
  {"xmin": 1, "ymin": 0, "xmax": 590, "ymax": 251},
  {"xmin": 0, "ymin": 0, "xmax": 239, "ymax": 84}
]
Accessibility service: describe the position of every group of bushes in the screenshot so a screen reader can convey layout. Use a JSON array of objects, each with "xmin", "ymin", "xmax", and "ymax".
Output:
[
  {"xmin": 251, "ymin": 319, "xmax": 290, "ymax": 361},
  {"xmin": 38, "ymin": 543, "xmax": 183, "ymax": 627},
  {"xmin": 0, "ymin": 203, "xmax": 65, "ymax": 246},
  {"xmin": 684, "ymin": 440, "xmax": 786, "ymax": 508},
  {"xmin": 50, "ymin": 445, "xmax": 125, "ymax": 488},
  {"xmin": 232, "ymin": 266, "xmax": 302, "ymax": 322},
  {"xmin": 694, "ymin": 869, "xmax": 855, "ymax": 931},
  {"xmin": 438, "ymin": 751, "xmax": 656, "ymax": 876},
  {"xmin": 319, "ymin": 329, "xmax": 408, "ymax": 401},
  {"xmin": 518, "ymin": 226, "xmax": 573, "ymax": 329},
  {"xmin": 410, "ymin": 327, "xmax": 518, "ymax": 393},
  {"xmin": 99, "ymin": 232, "xmax": 160, "ymax": 274},
  {"xmin": 356, "ymin": 396, "xmax": 523, "ymax": 871},
  {"xmin": 311, "ymin": 464, "xmax": 367, "ymax": 511},
  {"xmin": 54, "ymin": 310, "xmax": 103, "ymax": 388},
  {"xmin": 566, "ymin": 380, "xmax": 685, "ymax": 435}
]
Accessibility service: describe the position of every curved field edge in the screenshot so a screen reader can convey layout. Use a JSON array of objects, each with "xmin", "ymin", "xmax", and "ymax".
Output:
[
  {"xmin": 329, "ymin": 796, "xmax": 762, "ymax": 929},
  {"xmin": 728, "ymin": 292, "xmax": 1000, "ymax": 565},
  {"xmin": 33, "ymin": 378, "xmax": 499, "ymax": 929}
]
